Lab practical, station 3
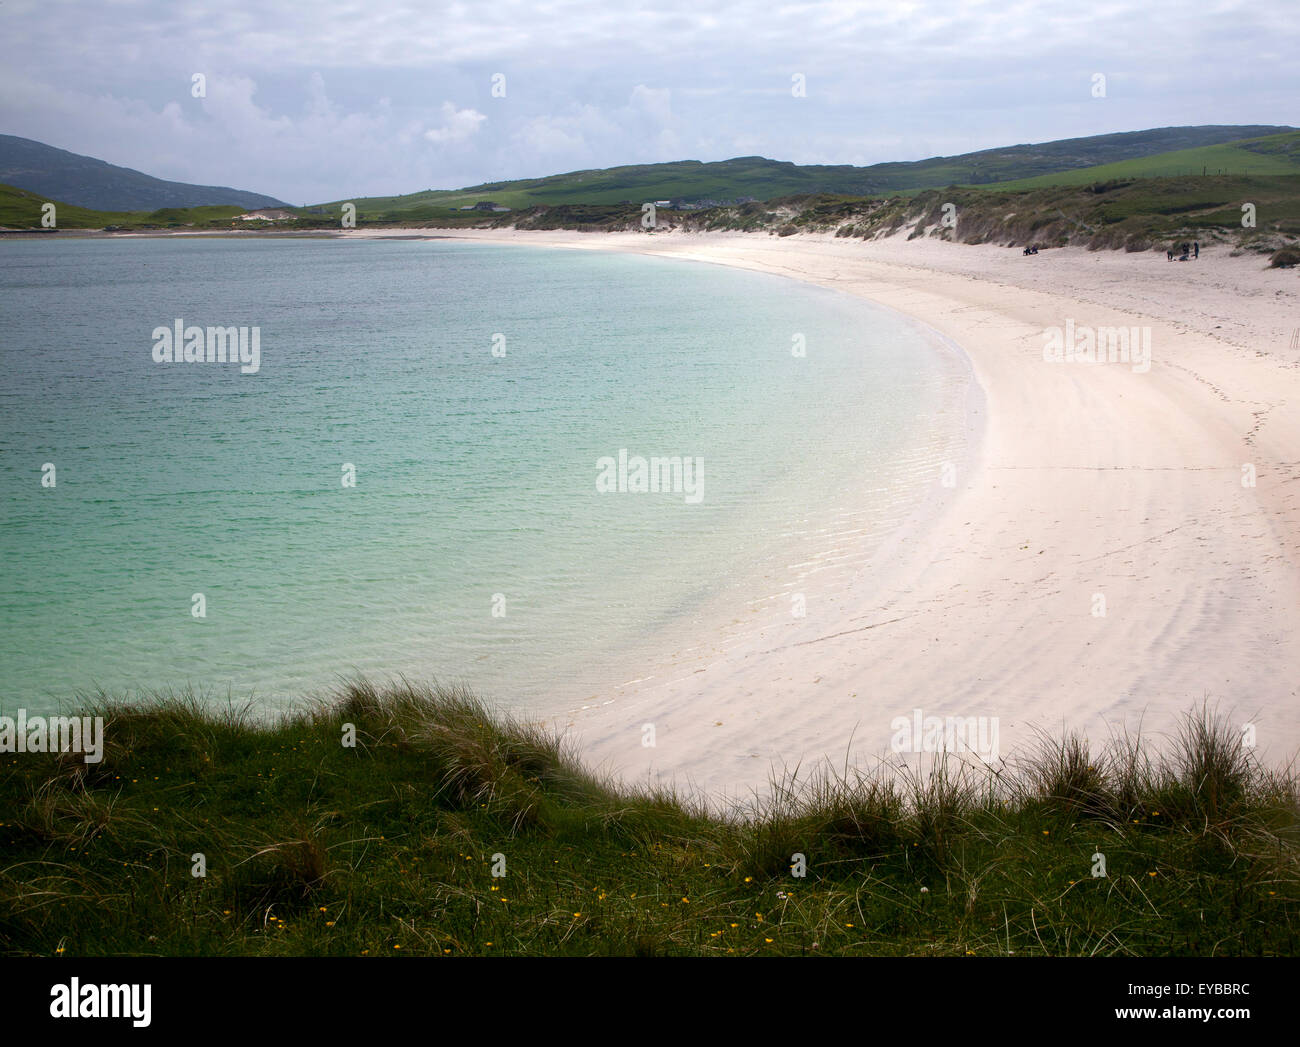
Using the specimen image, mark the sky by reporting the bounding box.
[1,0,1296,205]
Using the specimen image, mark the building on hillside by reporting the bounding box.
[234,209,296,222]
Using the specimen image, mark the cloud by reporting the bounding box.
[423,102,487,145]
[0,67,484,203]
[0,0,1297,201]
[509,85,680,170]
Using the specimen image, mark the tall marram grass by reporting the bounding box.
[1,681,1296,956]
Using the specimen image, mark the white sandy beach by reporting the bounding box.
[355,226,1300,803]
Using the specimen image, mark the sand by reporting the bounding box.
[352,225,1300,804]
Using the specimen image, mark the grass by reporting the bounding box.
[303,127,1297,217]
[0,182,497,232]
[1,682,1296,956]
[0,183,248,230]
[662,174,1300,252]
[366,173,1300,254]
[7,129,1300,253]
[973,131,1300,191]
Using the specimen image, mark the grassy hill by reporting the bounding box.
[7,168,1298,264]
[443,172,1300,260]
[759,173,1300,250]
[980,131,1300,191]
[947,174,1300,249]
[0,183,258,230]
[1,681,1296,956]
[0,182,499,232]
[309,125,1296,219]
[6,127,1299,255]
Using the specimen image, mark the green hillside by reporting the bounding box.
[979,131,1300,190]
[884,173,1300,249]
[309,125,1296,219]
[5,127,1298,251]
[482,172,1300,257]
[0,183,255,230]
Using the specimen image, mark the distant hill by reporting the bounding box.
[979,130,1300,191]
[5,124,1298,249]
[313,125,1297,217]
[483,172,1300,256]
[0,134,288,211]
[0,182,250,230]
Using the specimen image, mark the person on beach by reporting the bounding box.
[1194,241,1200,259]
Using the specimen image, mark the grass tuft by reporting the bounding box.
[1,682,1297,956]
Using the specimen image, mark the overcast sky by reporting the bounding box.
[2,0,1296,204]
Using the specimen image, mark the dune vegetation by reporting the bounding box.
[1,682,1296,956]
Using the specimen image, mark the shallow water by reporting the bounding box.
[0,236,970,716]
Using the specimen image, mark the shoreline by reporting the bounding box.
[351,227,1300,802]
[8,225,1298,802]
[567,290,987,766]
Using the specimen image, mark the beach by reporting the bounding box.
[346,226,1300,803]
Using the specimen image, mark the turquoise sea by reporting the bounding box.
[0,236,972,717]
